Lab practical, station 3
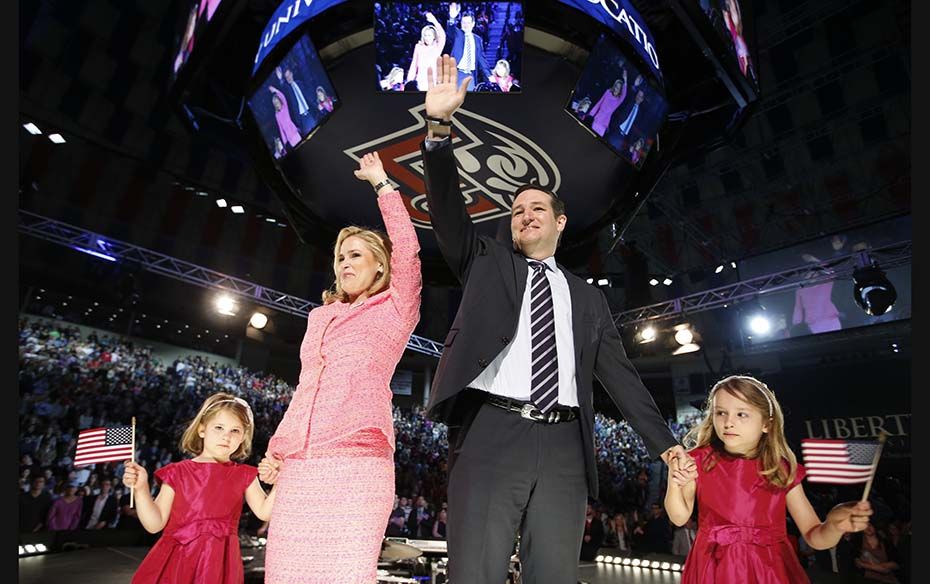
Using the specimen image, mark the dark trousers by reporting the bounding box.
[447,402,587,584]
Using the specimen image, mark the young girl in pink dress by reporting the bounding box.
[122,393,278,583]
[259,151,422,583]
[665,375,874,583]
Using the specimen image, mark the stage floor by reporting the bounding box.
[18,546,684,584]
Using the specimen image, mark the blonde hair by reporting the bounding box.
[322,226,392,304]
[421,24,438,45]
[683,375,797,489]
[179,392,254,461]
[494,59,510,75]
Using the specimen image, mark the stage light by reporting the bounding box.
[649,278,659,286]
[660,562,671,570]
[48,133,66,144]
[231,205,245,214]
[24,545,36,554]
[663,277,673,286]
[249,312,268,329]
[23,122,42,135]
[265,217,276,223]
[715,264,725,274]
[631,558,641,567]
[621,558,631,565]
[749,315,771,335]
[674,327,693,345]
[216,198,228,208]
[586,278,594,284]
[35,544,47,553]
[195,191,208,196]
[597,278,609,286]
[18,546,25,556]
[730,261,737,269]
[852,265,896,316]
[671,563,682,571]
[639,326,657,343]
[595,555,604,563]
[612,557,622,564]
[215,294,238,316]
[602,555,613,563]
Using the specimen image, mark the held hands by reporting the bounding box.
[425,55,470,122]
[122,460,149,491]
[662,445,698,486]
[825,501,873,534]
[258,453,282,485]
[353,152,389,188]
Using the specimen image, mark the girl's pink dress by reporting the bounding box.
[264,190,421,583]
[588,85,627,137]
[682,445,810,584]
[131,459,257,584]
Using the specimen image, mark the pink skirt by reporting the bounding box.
[264,429,394,583]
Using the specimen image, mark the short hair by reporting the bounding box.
[512,184,566,217]
[461,11,475,21]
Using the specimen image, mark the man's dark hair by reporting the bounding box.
[461,10,475,21]
[512,184,566,217]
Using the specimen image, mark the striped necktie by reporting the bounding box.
[462,32,474,71]
[529,260,559,413]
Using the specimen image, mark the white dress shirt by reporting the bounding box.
[468,256,578,407]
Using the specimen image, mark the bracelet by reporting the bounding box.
[426,116,452,127]
[372,179,392,192]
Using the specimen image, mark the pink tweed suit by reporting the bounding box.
[264,190,421,583]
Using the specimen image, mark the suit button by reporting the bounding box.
[501,336,510,344]
[478,358,489,368]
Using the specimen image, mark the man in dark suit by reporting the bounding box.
[81,478,117,529]
[445,3,492,91]
[418,55,697,584]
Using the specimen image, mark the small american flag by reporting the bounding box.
[801,438,881,484]
[74,426,134,467]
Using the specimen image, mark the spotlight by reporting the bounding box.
[660,562,671,570]
[265,217,277,223]
[671,563,682,571]
[18,546,25,556]
[249,312,268,329]
[715,264,725,274]
[48,133,66,144]
[595,555,604,563]
[597,278,609,286]
[215,294,238,316]
[852,265,896,316]
[231,205,245,214]
[649,278,659,286]
[612,557,623,564]
[749,315,771,335]
[639,326,657,343]
[621,558,632,565]
[603,555,613,563]
[674,327,693,345]
[35,544,47,553]
[216,198,228,208]
[586,278,594,284]
[631,558,641,567]
[23,122,42,135]
[663,277,673,286]
[730,261,737,269]
[24,544,36,554]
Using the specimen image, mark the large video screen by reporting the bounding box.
[374,2,525,93]
[696,0,757,87]
[739,215,911,343]
[247,35,340,160]
[566,34,668,168]
[172,0,225,76]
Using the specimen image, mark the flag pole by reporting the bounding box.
[130,416,136,509]
[860,432,888,503]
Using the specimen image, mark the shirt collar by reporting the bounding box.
[525,255,558,273]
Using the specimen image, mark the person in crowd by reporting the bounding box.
[121,393,276,584]
[381,66,406,91]
[854,522,901,583]
[258,151,422,583]
[432,509,448,540]
[671,516,697,557]
[407,12,446,91]
[46,481,83,531]
[316,86,335,114]
[418,54,694,584]
[642,502,673,553]
[580,503,605,561]
[409,495,433,539]
[665,375,874,583]
[19,476,53,532]
[82,478,117,530]
[488,59,517,92]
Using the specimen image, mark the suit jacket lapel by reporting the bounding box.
[562,265,586,376]
[512,251,529,304]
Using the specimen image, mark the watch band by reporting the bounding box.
[372,179,392,192]
[426,116,452,127]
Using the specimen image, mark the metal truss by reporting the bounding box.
[613,240,911,328]
[18,210,444,358]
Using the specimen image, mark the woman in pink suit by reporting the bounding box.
[587,70,628,137]
[269,85,302,148]
[260,152,422,583]
[407,12,446,91]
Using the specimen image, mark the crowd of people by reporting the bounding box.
[17,316,911,580]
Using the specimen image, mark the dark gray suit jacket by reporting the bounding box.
[421,138,678,498]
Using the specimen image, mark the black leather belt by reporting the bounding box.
[484,394,579,424]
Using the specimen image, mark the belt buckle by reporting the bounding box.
[520,403,539,421]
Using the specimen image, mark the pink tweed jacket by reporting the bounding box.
[268,191,421,458]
